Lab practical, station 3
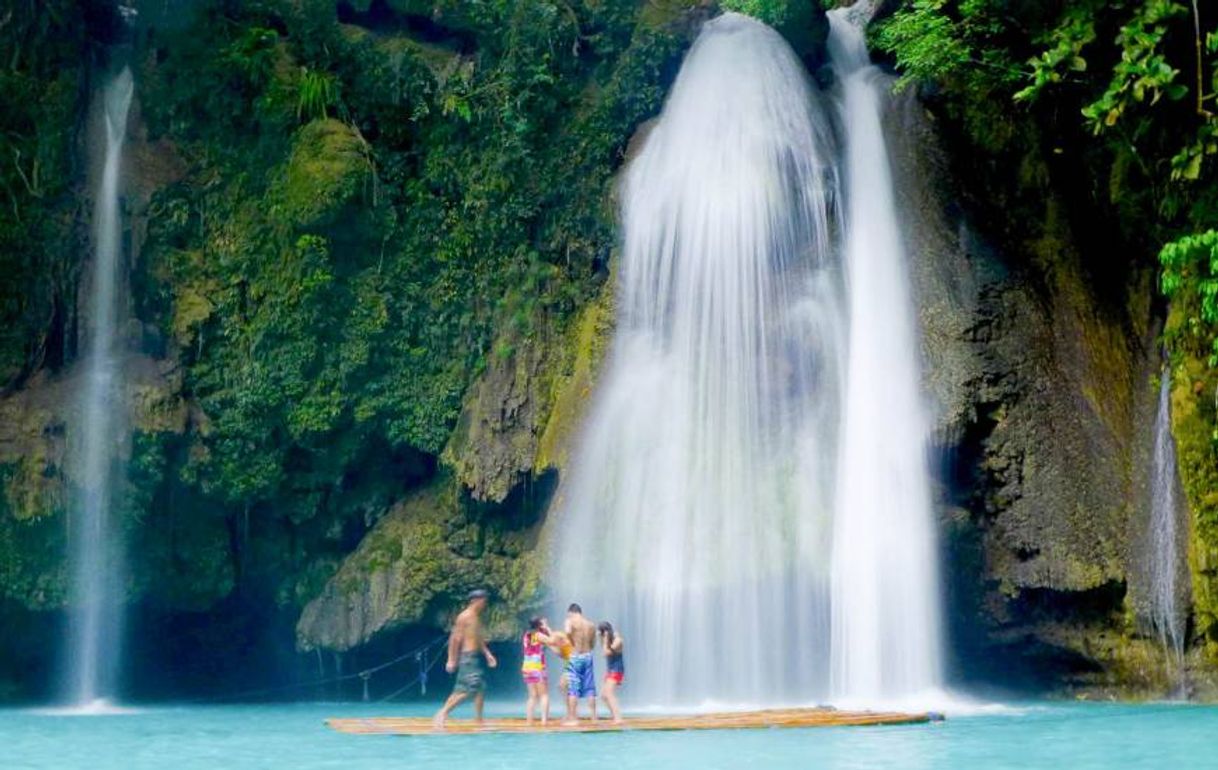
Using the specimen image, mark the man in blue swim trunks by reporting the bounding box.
[562,603,598,725]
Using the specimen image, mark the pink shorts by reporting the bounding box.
[523,671,547,685]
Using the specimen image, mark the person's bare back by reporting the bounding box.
[567,613,596,653]
[453,606,485,653]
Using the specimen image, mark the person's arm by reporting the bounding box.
[481,636,497,668]
[611,635,624,654]
[445,617,464,673]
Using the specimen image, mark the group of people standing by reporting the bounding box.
[520,604,625,726]
[432,590,626,729]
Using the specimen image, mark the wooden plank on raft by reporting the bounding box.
[325,707,934,735]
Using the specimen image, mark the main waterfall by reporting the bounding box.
[551,5,944,706]
[65,67,134,708]
[550,13,842,704]
[826,6,944,702]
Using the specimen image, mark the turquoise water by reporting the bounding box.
[4,702,1215,769]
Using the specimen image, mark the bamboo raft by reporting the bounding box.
[326,707,934,735]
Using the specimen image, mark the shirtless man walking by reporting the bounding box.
[562,603,598,725]
[433,589,498,729]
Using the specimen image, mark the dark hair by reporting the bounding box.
[528,616,544,631]
[567,603,582,614]
[468,588,489,601]
[598,621,615,648]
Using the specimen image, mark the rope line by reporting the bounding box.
[377,642,448,703]
[182,634,447,704]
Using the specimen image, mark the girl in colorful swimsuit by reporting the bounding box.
[522,617,554,726]
[598,621,625,724]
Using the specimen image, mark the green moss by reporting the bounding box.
[276,119,370,229]
[0,463,68,609]
[0,454,63,525]
[535,274,615,472]
[1167,307,1218,658]
[297,475,543,649]
[1058,625,1178,698]
[640,0,704,29]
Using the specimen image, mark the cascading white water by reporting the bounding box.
[550,12,843,704]
[1148,368,1185,663]
[551,5,945,707]
[826,4,944,703]
[66,67,134,708]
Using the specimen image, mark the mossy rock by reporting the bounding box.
[295,476,543,651]
[276,118,370,229]
[535,275,615,472]
[1166,309,1218,658]
[443,275,616,502]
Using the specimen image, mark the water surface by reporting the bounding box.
[5,702,1214,769]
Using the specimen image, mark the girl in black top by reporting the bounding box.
[598,622,625,724]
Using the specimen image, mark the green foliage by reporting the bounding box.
[719,0,821,54]
[1161,230,1218,365]
[873,0,988,88]
[877,0,1218,294]
[1014,5,1097,104]
[1079,1,1189,131]
[876,0,1027,92]
[297,67,340,121]
[132,0,693,602]
[720,0,796,27]
[0,1,103,385]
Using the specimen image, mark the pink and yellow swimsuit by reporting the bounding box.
[521,631,547,684]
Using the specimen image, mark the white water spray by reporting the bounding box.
[551,12,842,704]
[1148,368,1185,665]
[66,67,134,708]
[825,5,944,703]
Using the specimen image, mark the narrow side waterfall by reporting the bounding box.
[66,67,134,707]
[551,12,843,704]
[826,5,944,703]
[1148,368,1185,666]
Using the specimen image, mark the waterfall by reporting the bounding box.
[550,4,945,707]
[1148,368,1186,670]
[825,5,944,703]
[550,12,843,705]
[65,67,134,708]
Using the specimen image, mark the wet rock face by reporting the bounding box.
[295,473,553,650]
[442,332,555,504]
[442,280,614,504]
[885,87,1159,689]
